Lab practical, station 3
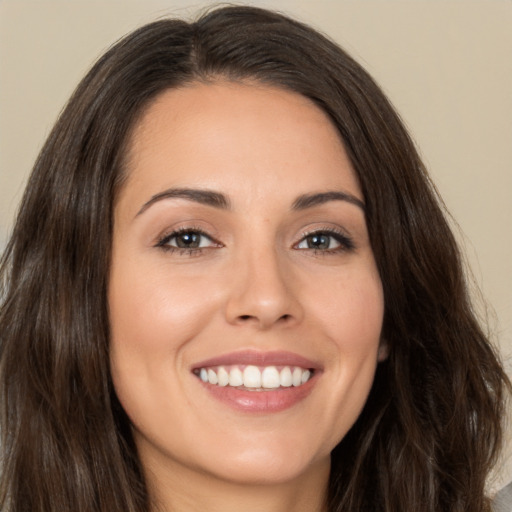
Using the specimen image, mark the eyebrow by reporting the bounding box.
[292,191,365,211]
[136,188,231,216]
[136,187,365,217]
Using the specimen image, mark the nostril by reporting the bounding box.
[237,313,292,324]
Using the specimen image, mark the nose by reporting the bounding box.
[224,246,303,330]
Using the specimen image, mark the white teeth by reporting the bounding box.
[197,364,313,389]
[292,367,302,387]
[229,367,243,387]
[217,366,229,387]
[262,366,280,389]
[280,367,293,387]
[207,369,218,385]
[243,365,261,388]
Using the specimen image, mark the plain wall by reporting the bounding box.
[0,0,511,488]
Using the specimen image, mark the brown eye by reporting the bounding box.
[173,232,203,248]
[297,233,341,250]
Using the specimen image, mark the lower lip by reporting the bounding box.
[196,374,318,413]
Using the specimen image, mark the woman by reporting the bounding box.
[0,6,509,512]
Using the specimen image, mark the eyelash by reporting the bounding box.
[155,227,220,256]
[155,227,355,256]
[295,228,355,255]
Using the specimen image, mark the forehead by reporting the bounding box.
[121,81,362,214]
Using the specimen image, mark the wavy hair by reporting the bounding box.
[0,6,509,512]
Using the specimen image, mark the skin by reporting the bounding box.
[109,82,386,512]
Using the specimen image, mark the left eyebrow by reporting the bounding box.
[292,191,365,212]
[136,188,231,217]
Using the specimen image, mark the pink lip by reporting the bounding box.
[192,349,321,371]
[196,375,318,413]
[192,350,322,413]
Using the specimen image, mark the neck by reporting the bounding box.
[144,455,330,512]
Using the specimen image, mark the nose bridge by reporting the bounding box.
[225,237,301,328]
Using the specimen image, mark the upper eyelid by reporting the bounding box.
[156,227,219,247]
[299,226,345,236]
[154,224,354,248]
[157,222,215,237]
[296,226,352,241]
[294,227,355,250]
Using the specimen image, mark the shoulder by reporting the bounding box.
[493,481,512,512]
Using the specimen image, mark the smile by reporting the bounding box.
[191,351,321,412]
[194,365,313,390]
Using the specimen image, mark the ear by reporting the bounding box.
[377,339,389,362]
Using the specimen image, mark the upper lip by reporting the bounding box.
[192,350,322,370]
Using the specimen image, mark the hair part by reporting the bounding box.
[0,6,509,512]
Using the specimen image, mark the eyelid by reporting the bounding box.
[294,226,355,252]
[153,223,355,255]
[155,226,222,251]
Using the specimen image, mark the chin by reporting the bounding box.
[195,429,333,486]
[203,448,329,486]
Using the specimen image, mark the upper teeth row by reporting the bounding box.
[198,365,312,389]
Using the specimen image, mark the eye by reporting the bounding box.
[295,230,354,252]
[156,229,219,252]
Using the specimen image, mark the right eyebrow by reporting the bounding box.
[292,191,365,212]
[136,188,231,217]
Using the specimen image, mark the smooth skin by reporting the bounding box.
[109,82,386,512]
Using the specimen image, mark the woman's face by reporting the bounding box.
[109,82,385,486]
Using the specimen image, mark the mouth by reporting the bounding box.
[194,364,313,390]
[191,350,321,412]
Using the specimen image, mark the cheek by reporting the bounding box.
[107,258,226,429]
[107,258,222,435]
[108,258,220,360]
[309,268,384,352]
[301,267,384,442]
[328,273,384,395]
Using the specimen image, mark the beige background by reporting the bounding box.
[0,0,511,487]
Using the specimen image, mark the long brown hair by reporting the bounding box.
[0,6,509,511]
